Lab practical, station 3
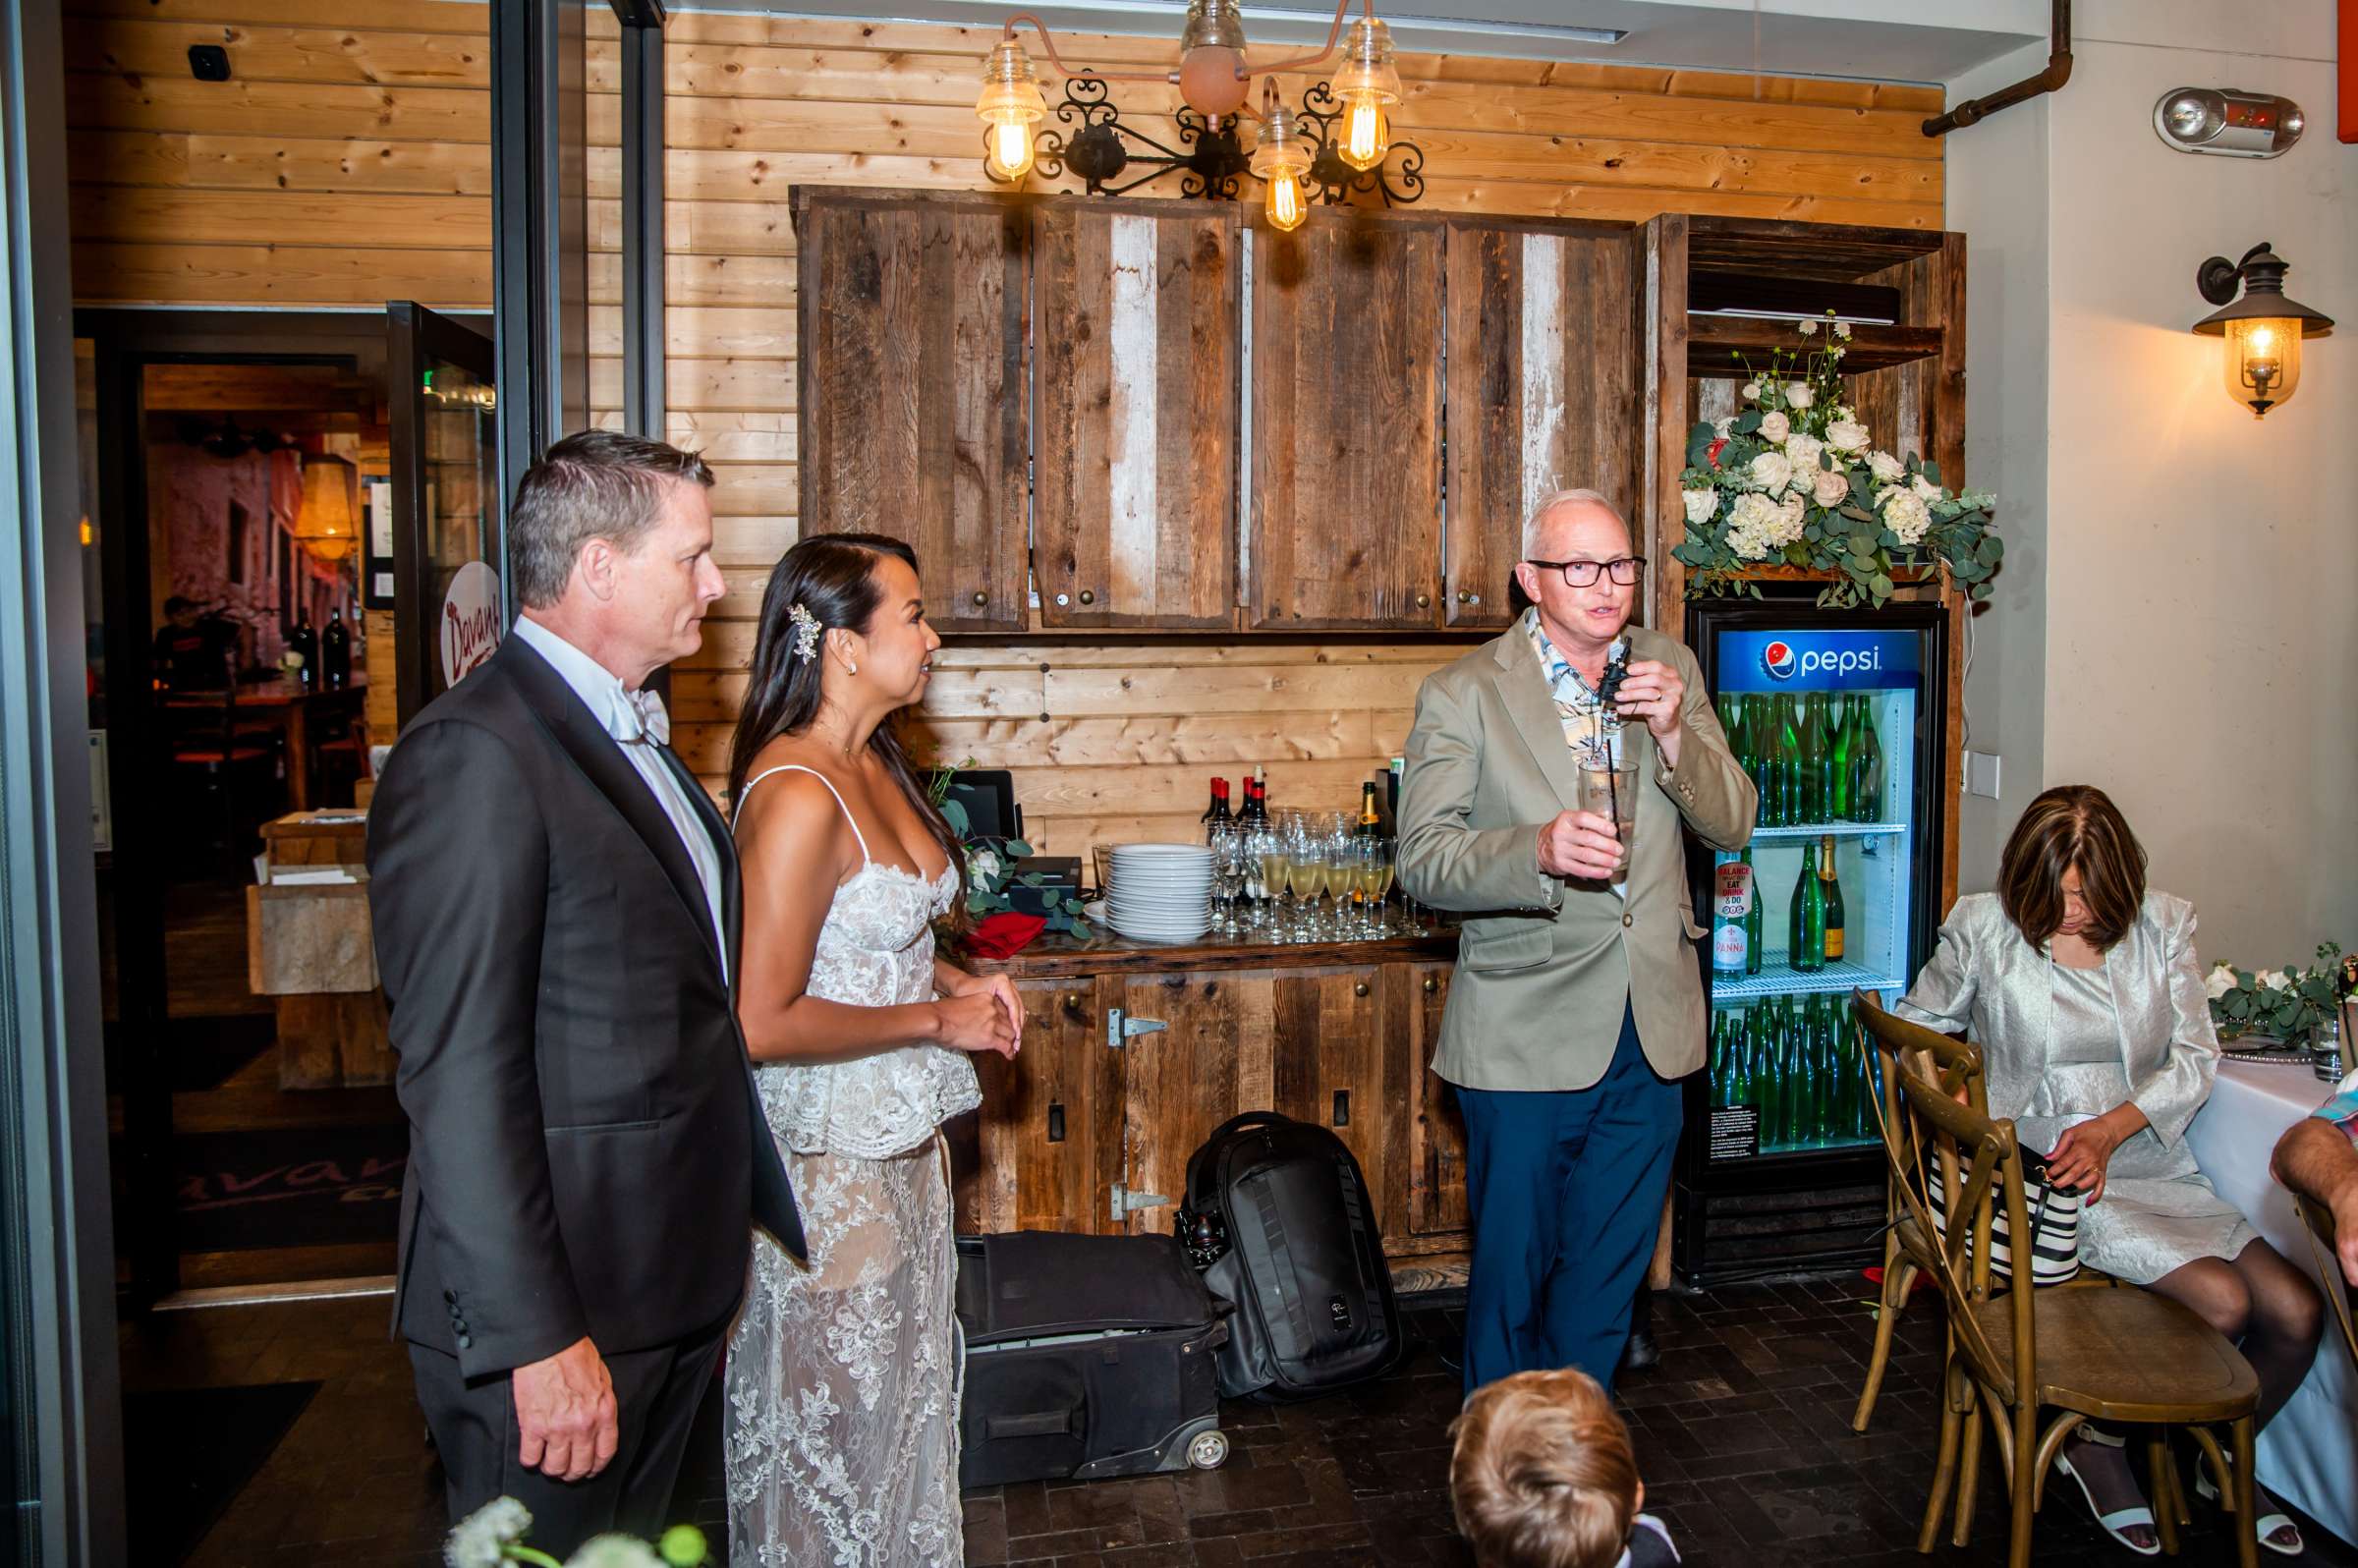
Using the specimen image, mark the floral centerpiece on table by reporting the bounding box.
[925,758,1091,935]
[446,1497,707,1568]
[1674,311,2004,609]
[2206,942,2348,1044]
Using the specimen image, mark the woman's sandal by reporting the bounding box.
[2054,1453,2162,1557]
[2195,1467,2305,1556]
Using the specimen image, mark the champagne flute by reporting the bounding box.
[1372,838,1398,934]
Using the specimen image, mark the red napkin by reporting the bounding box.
[966,911,1046,959]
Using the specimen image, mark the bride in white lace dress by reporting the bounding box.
[722,533,1023,1566]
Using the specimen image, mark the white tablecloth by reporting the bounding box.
[2185,1056,2356,1547]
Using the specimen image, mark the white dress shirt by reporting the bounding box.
[512,615,727,980]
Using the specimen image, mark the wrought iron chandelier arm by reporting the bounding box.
[1245,0,1374,80]
[999,12,1175,86]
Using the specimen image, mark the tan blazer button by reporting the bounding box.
[1622,913,1634,927]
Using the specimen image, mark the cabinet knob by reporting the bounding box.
[971,590,987,607]
[1423,976,1438,994]
[1414,591,1431,610]
[1063,991,1082,1012]
[1353,980,1369,998]
[1458,590,1481,606]
[1054,592,1070,607]
[1079,588,1095,605]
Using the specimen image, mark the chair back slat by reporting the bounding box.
[2294,1195,2358,1374]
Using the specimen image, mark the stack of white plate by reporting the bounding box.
[1105,843,1213,942]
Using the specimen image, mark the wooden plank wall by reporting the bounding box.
[66,2,1942,850]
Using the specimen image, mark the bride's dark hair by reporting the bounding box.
[726,532,965,917]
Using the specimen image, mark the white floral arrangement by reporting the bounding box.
[445,1497,708,1568]
[2206,941,2348,1043]
[1673,312,2003,609]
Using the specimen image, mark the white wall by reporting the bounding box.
[1948,2,2358,967]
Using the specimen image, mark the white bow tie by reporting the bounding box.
[609,686,671,747]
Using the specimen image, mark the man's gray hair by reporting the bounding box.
[1520,487,1629,561]
[508,429,715,609]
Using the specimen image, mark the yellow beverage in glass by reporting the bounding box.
[1376,865,1396,897]
[1285,860,1316,900]
[1262,854,1288,893]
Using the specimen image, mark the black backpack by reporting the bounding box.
[1176,1111,1404,1401]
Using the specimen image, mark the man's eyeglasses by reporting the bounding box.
[1525,556,1647,588]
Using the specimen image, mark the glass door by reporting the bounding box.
[386,304,498,728]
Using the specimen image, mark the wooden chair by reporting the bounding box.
[167,680,281,873]
[1849,993,2121,1434]
[1856,993,2261,1568]
[2292,1194,2358,1373]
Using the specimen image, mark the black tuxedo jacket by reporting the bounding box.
[367,636,802,1381]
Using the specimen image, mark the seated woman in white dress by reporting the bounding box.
[722,532,1023,1566]
[1897,784,2320,1558]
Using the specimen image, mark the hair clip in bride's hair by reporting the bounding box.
[788,601,821,663]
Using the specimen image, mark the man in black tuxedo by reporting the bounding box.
[368,430,802,1553]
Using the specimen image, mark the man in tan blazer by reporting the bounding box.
[1397,488,1754,1395]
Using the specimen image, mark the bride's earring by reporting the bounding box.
[847,661,858,675]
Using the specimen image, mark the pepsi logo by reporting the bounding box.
[1762,641,1797,680]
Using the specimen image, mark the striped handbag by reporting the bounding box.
[1925,1148,2083,1287]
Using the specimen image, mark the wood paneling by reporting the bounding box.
[1443,219,1642,629]
[956,980,1121,1235]
[1251,210,1444,631]
[1403,961,1469,1242]
[68,5,1942,843]
[793,190,1028,633]
[1034,201,1238,630]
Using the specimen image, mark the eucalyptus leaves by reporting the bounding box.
[2206,942,2349,1043]
[926,757,1091,935]
[1673,313,2003,609]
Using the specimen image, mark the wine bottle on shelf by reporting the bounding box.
[1202,777,1232,829]
[321,606,351,689]
[287,610,317,689]
[1789,854,1826,973]
[1818,835,1845,965]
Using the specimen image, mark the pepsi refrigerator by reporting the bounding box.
[1673,593,1951,1287]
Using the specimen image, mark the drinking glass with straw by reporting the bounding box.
[1574,738,1638,885]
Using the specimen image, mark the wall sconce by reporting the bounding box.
[2192,243,2334,419]
[294,454,358,562]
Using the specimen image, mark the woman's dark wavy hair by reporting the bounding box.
[1997,783,2148,953]
[726,532,965,919]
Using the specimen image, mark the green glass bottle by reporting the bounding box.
[1798,692,1829,823]
[1848,695,1884,822]
[1747,1002,1778,1151]
[1773,694,1803,828]
[1740,695,1771,819]
[1790,852,1826,973]
[1826,693,1854,819]
[1741,847,1764,977]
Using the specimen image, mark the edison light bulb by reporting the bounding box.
[986,118,1036,181]
[1341,99,1386,170]
[1265,171,1306,231]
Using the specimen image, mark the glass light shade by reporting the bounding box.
[1177,0,1247,54]
[977,40,1047,181]
[1331,19,1400,171]
[295,455,357,560]
[1251,106,1313,233]
[2223,315,2303,417]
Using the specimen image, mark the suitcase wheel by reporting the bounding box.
[1187,1429,1230,1470]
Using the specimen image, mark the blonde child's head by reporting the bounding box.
[1449,1368,1643,1568]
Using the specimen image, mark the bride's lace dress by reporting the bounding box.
[724,765,980,1567]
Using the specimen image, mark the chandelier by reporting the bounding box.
[976,0,1424,229]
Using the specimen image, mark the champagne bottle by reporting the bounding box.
[1790,853,1826,973]
[1819,835,1846,964]
[1848,698,1883,822]
[1357,780,1381,836]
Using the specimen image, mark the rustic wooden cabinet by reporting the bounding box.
[792,190,1030,633]
[1442,219,1644,630]
[1248,209,1446,632]
[955,935,1468,1270]
[1033,201,1240,630]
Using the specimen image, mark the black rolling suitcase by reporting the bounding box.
[1177,1111,1405,1401]
[954,1230,1232,1488]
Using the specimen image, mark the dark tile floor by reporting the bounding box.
[127,1274,2352,1567]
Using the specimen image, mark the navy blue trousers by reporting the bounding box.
[1456,1003,1683,1398]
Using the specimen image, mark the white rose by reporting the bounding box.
[1783,432,1825,472]
[968,848,1002,883]
[1759,410,1790,443]
[1798,317,1818,336]
[1880,488,1932,546]
[1835,405,1857,422]
[1747,451,1793,494]
[1682,487,1719,526]
[1812,468,1851,507]
[1712,416,1735,439]
[1825,420,1870,455]
[2205,964,2238,1001]
[1740,380,1762,402]
[1866,449,1906,482]
[2257,969,2291,993]
[1785,383,1814,410]
[1911,474,1944,505]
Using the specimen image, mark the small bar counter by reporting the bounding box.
[953,924,1473,1289]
